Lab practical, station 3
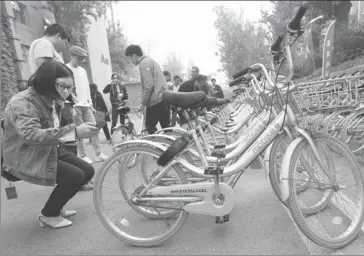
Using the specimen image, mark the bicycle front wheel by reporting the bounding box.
[287,132,364,249]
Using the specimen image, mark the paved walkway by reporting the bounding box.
[1,119,364,255]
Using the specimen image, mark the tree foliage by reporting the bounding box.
[106,19,129,75]
[261,1,352,39]
[213,5,270,77]
[1,9,18,117]
[46,1,113,47]
[162,52,185,79]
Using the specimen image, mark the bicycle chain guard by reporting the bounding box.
[146,182,236,216]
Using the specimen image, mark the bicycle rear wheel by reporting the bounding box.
[287,132,364,249]
[93,142,189,247]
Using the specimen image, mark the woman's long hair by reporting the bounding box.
[28,60,74,100]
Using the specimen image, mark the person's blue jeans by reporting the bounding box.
[73,106,101,157]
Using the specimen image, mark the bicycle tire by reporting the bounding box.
[268,132,290,206]
[287,132,364,249]
[93,142,189,247]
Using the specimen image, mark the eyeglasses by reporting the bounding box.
[76,56,86,61]
[56,83,74,91]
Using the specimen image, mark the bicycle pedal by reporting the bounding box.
[223,214,230,222]
[215,216,224,224]
[211,150,226,158]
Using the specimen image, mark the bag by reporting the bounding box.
[93,94,107,124]
[1,119,21,182]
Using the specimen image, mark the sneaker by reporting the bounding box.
[95,153,108,162]
[81,156,93,164]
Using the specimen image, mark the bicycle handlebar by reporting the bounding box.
[229,76,244,87]
[232,67,250,79]
[288,2,309,32]
[270,33,285,53]
[230,3,310,94]
[232,66,262,80]
[269,2,309,84]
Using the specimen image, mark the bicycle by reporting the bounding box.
[93,3,364,249]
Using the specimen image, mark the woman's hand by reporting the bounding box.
[76,122,99,138]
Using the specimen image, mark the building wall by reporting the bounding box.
[350,1,364,23]
[3,1,55,89]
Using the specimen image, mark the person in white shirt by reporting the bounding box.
[169,75,182,126]
[163,70,174,91]
[66,46,108,164]
[28,24,69,74]
[172,75,182,92]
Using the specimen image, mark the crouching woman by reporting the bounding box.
[2,60,100,229]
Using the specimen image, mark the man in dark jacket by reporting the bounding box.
[90,83,111,142]
[103,73,128,134]
[177,75,210,127]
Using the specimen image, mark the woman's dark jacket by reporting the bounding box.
[103,83,128,105]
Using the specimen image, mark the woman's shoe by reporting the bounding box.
[38,215,72,229]
[80,180,94,191]
[60,209,77,218]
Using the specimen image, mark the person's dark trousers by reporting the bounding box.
[111,104,126,134]
[145,101,170,134]
[102,123,111,140]
[41,146,95,217]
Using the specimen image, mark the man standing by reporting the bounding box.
[172,75,182,92]
[66,46,108,164]
[178,66,200,93]
[169,75,182,126]
[163,70,174,91]
[190,66,199,79]
[210,78,225,98]
[28,24,69,74]
[125,44,170,134]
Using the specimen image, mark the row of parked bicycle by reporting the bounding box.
[92,2,364,250]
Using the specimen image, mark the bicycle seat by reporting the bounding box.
[204,97,218,109]
[162,91,207,109]
[117,106,130,114]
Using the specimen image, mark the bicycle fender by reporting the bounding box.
[154,127,188,135]
[279,136,305,202]
[113,139,168,153]
[142,134,176,142]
